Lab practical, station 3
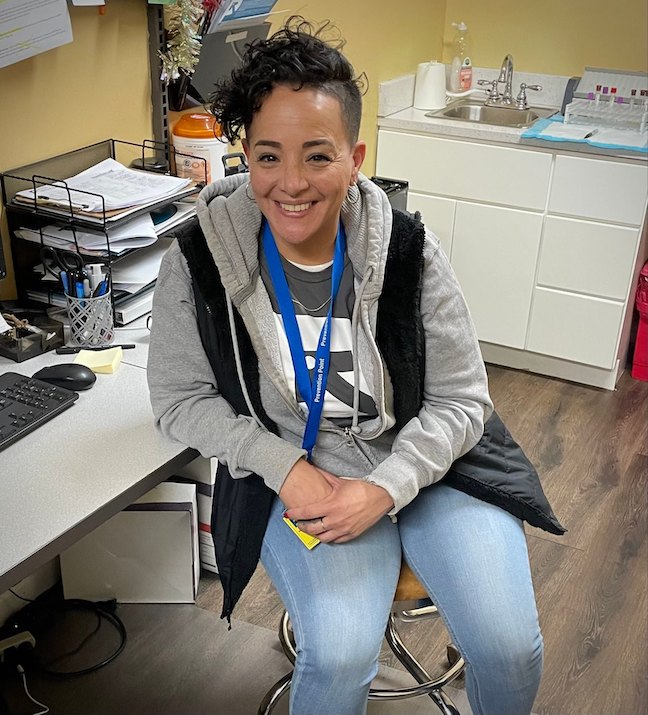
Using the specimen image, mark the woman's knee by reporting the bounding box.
[469,624,544,688]
[295,613,385,684]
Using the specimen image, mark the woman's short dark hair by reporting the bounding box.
[209,16,365,145]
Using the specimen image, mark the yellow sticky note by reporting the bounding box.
[74,347,123,374]
[283,517,320,550]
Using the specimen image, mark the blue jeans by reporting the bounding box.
[260,483,543,715]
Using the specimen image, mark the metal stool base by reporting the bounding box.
[258,606,465,715]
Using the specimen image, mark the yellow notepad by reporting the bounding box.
[74,347,123,374]
[283,517,320,550]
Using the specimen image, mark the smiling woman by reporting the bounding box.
[242,85,366,264]
[147,15,552,715]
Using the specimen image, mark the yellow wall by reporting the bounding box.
[0,0,152,299]
[442,0,648,75]
[269,2,447,174]
[2,0,645,299]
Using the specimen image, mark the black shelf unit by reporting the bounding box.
[0,139,200,320]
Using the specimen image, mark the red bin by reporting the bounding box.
[631,262,648,381]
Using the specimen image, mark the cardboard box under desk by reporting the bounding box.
[60,482,199,604]
[174,456,218,574]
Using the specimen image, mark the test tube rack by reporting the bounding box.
[565,67,648,132]
[564,97,647,132]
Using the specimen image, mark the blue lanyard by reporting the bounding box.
[262,220,346,461]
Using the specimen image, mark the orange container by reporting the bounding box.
[172,113,226,184]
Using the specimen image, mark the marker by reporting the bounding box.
[59,270,70,295]
[56,344,136,354]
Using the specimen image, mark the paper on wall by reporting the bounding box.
[0,0,73,70]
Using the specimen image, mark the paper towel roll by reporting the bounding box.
[413,61,447,110]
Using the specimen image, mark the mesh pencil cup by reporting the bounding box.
[66,292,114,347]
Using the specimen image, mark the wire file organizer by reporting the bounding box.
[0,138,203,325]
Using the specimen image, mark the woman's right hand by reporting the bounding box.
[279,458,333,510]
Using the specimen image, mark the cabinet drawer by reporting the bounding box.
[538,216,639,300]
[548,155,648,225]
[376,130,552,210]
[407,192,455,258]
[452,202,543,349]
[527,287,624,369]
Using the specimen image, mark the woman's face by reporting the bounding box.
[243,84,366,264]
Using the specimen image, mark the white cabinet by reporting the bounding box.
[536,216,638,300]
[452,203,543,348]
[406,192,455,258]
[376,127,647,388]
[549,155,647,224]
[527,288,625,369]
[377,130,552,209]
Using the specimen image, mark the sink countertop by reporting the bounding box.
[379,105,526,143]
[378,105,647,163]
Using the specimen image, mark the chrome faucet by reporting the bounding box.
[497,54,514,104]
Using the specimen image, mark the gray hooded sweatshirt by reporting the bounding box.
[147,173,493,513]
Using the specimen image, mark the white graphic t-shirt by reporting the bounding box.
[260,252,378,427]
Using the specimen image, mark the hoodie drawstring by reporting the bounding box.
[226,292,266,429]
[350,267,374,432]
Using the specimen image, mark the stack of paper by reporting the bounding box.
[111,236,175,294]
[15,158,192,213]
[14,202,196,257]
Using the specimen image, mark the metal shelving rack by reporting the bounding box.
[0,138,200,319]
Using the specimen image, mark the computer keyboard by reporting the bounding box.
[0,372,79,452]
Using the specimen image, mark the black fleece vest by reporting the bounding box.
[177,209,563,621]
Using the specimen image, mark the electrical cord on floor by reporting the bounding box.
[35,600,127,679]
[8,590,33,604]
[4,598,127,680]
[42,611,102,670]
[16,666,49,715]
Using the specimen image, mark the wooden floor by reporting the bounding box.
[196,364,648,715]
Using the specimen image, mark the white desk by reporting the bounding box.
[0,347,196,592]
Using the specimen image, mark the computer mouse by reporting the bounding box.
[32,363,97,391]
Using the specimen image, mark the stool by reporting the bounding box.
[258,561,465,715]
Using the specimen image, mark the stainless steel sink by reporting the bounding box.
[426,100,557,128]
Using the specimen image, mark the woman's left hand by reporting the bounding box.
[285,469,394,543]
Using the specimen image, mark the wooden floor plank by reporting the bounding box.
[531,451,647,715]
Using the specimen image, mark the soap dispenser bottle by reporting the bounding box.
[450,21,472,92]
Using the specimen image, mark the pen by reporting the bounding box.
[93,278,109,297]
[59,270,70,295]
[584,129,599,139]
[56,344,136,354]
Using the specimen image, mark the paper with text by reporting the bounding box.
[15,158,192,213]
[0,0,72,69]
